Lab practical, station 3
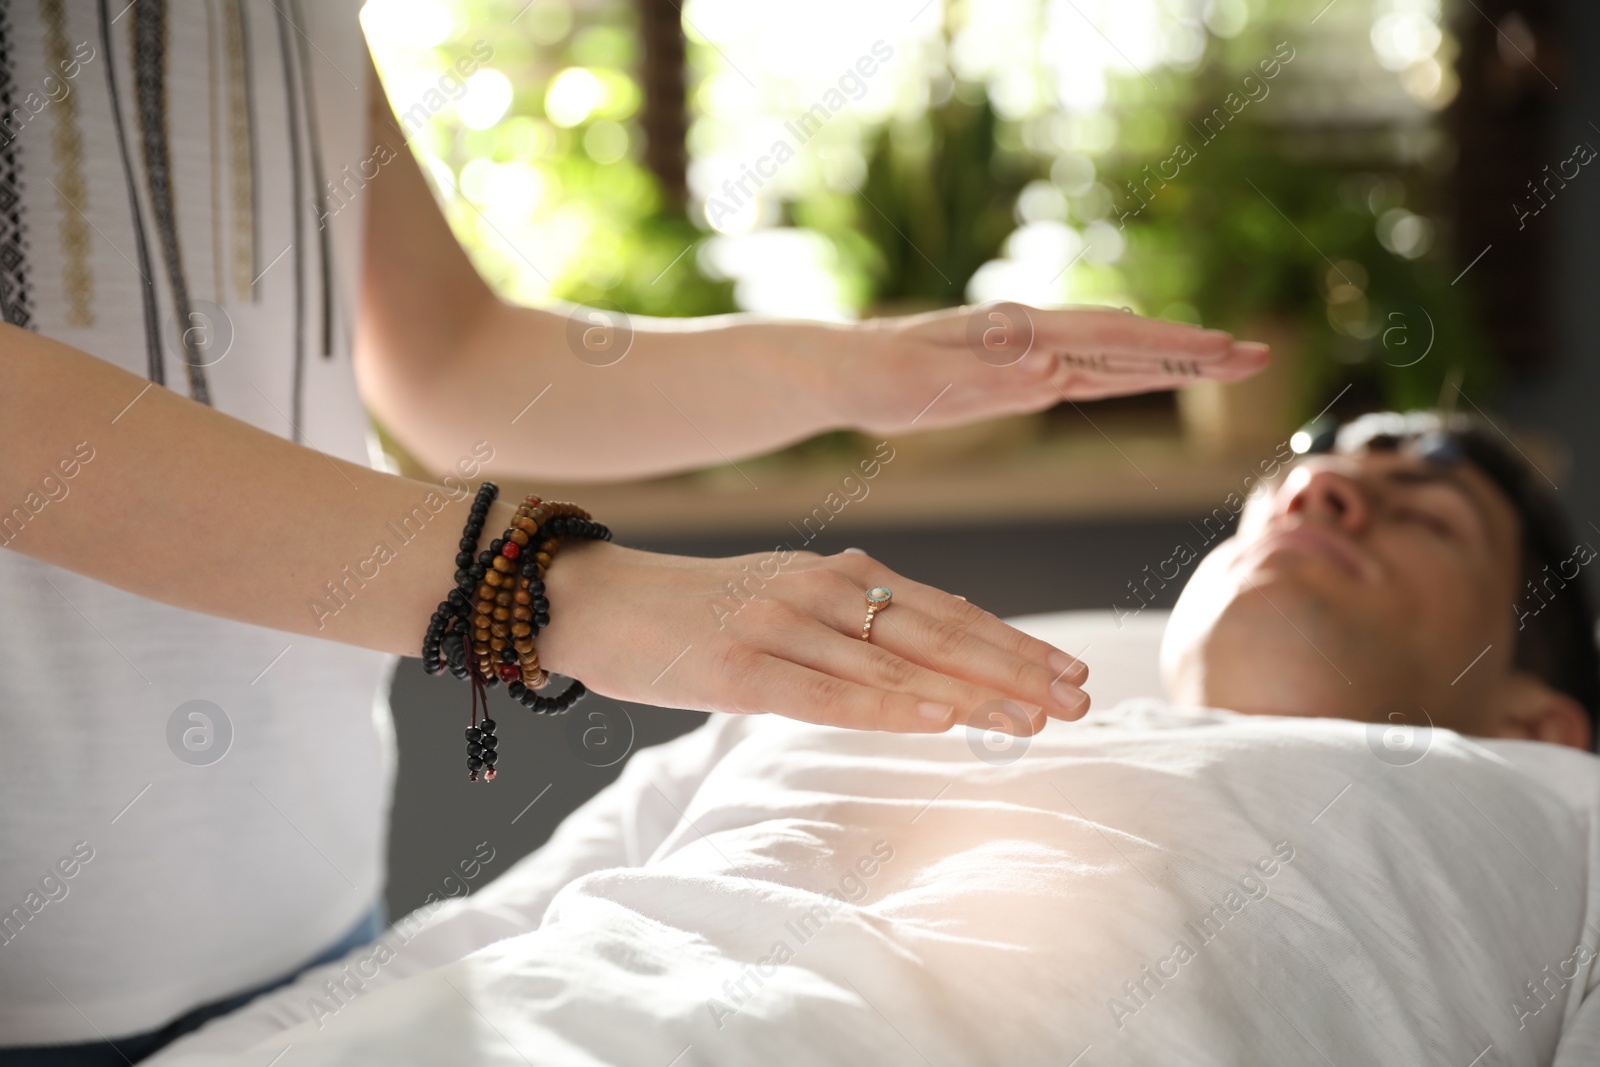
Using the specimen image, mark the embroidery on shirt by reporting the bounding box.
[134,0,213,404]
[222,0,257,303]
[97,0,165,385]
[286,0,334,359]
[203,0,225,301]
[41,0,93,327]
[272,0,307,441]
[0,1,35,329]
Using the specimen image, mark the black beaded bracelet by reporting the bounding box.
[422,481,498,675]
[420,481,613,781]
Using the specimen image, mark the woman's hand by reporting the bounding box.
[535,539,1089,735]
[815,303,1271,435]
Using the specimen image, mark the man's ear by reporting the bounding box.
[1482,671,1592,751]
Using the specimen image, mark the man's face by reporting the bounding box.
[1161,446,1526,733]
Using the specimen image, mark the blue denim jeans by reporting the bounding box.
[0,902,387,1065]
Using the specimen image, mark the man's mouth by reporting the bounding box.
[1234,523,1372,582]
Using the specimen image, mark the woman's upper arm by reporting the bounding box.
[354,50,498,407]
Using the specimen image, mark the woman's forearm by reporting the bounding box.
[355,301,847,483]
[0,323,517,657]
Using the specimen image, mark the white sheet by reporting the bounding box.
[150,697,1600,1066]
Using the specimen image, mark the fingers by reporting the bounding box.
[884,605,1089,719]
[1010,340,1266,404]
[886,307,1272,427]
[794,601,1088,725]
[918,304,1237,360]
[1050,340,1269,378]
[711,554,1092,735]
[800,612,1049,731]
[731,652,967,733]
[812,558,1090,693]
[922,303,1268,366]
[956,336,1271,410]
[967,306,1272,376]
[1038,307,1238,359]
[1043,341,1269,383]
[876,577,1089,691]
[1042,341,1271,398]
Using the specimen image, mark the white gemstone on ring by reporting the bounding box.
[862,587,890,640]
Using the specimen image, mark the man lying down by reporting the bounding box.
[153,410,1600,1067]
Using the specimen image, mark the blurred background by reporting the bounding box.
[358,0,1600,916]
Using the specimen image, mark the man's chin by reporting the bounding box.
[1164,562,1369,714]
[1222,565,1359,643]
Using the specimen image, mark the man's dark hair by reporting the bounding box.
[1306,410,1600,750]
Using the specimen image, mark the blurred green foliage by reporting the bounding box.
[385,0,736,319]
[1081,17,1496,415]
[1103,126,1497,413]
[793,86,1045,309]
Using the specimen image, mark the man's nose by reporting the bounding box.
[1282,466,1368,533]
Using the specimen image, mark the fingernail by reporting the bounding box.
[842,547,867,555]
[1049,680,1089,714]
[1047,650,1080,677]
[917,701,954,722]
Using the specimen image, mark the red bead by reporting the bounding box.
[498,663,520,683]
[501,542,521,560]
[484,767,497,781]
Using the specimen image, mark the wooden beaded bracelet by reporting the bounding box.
[471,497,590,688]
[421,481,612,781]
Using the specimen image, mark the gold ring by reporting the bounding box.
[861,586,892,641]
